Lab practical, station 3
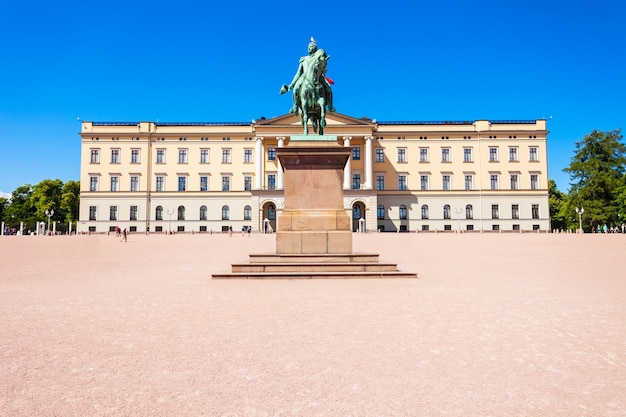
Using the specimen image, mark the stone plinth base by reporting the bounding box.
[277,209,352,254]
[212,253,418,279]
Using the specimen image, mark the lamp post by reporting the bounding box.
[45,209,54,235]
[575,207,584,233]
[455,207,463,233]
[167,208,174,234]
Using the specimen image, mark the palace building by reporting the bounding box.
[78,113,550,234]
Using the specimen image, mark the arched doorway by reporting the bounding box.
[352,201,365,232]
[262,202,277,233]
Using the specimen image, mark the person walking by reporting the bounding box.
[120,228,127,243]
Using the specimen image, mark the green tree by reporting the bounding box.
[548,179,570,231]
[563,129,626,231]
[60,180,80,224]
[2,179,81,234]
[0,197,7,224]
[2,185,36,231]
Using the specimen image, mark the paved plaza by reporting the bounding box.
[1,232,625,416]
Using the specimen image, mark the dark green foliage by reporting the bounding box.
[563,129,626,231]
[1,179,80,233]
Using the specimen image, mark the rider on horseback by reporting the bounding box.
[280,41,335,115]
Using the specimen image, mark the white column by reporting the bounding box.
[255,136,264,190]
[277,136,285,190]
[364,136,373,189]
[343,136,352,190]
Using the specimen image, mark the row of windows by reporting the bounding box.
[373,146,540,164]
[375,204,540,220]
[92,145,540,166]
[90,205,257,222]
[368,173,541,191]
[90,147,279,165]
[93,172,542,193]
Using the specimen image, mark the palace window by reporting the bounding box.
[109,206,118,221]
[222,176,230,191]
[376,175,385,191]
[464,175,473,191]
[510,174,519,190]
[443,204,451,220]
[491,204,499,219]
[375,148,385,163]
[111,149,120,164]
[200,149,209,164]
[200,176,209,192]
[244,176,252,191]
[465,204,473,219]
[352,147,361,160]
[89,176,99,192]
[532,204,540,219]
[178,205,185,221]
[352,173,361,190]
[490,174,499,190]
[130,176,139,192]
[244,149,253,163]
[200,205,208,221]
[398,175,407,191]
[442,175,451,191]
[441,148,450,162]
[529,147,538,161]
[512,204,520,219]
[489,147,498,162]
[420,175,429,191]
[421,205,429,219]
[178,176,186,192]
[377,205,385,220]
[89,206,97,221]
[90,149,100,164]
[399,204,407,220]
[156,149,165,164]
[130,206,138,221]
[110,176,119,192]
[463,148,473,162]
[530,174,539,190]
[155,205,163,221]
[398,148,407,163]
[178,149,188,164]
[222,149,231,164]
[244,205,252,221]
[131,149,140,164]
[509,147,518,162]
[267,174,276,190]
[155,176,165,192]
[419,148,429,163]
[267,147,276,161]
[221,205,230,220]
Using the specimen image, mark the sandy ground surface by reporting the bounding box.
[1,231,625,417]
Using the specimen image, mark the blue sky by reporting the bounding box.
[1,0,624,197]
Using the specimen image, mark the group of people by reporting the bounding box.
[227,225,252,237]
[115,226,128,242]
[595,223,626,234]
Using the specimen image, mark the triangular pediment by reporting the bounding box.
[255,112,376,129]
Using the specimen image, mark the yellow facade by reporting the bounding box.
[78,113,550,233]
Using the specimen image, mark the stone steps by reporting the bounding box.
[212,252,418,279]
[212,270,418,279]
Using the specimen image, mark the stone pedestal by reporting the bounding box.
[276,139,352,254]
[212,135,416,279]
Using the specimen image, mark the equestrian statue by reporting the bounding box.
[280,39,335,135]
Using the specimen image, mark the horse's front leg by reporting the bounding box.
[318,98,326,134]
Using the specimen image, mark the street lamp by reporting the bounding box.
[575,207,584,233]
[167,208,174,234]
[455,207,463,233]
[45,209,54,235]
